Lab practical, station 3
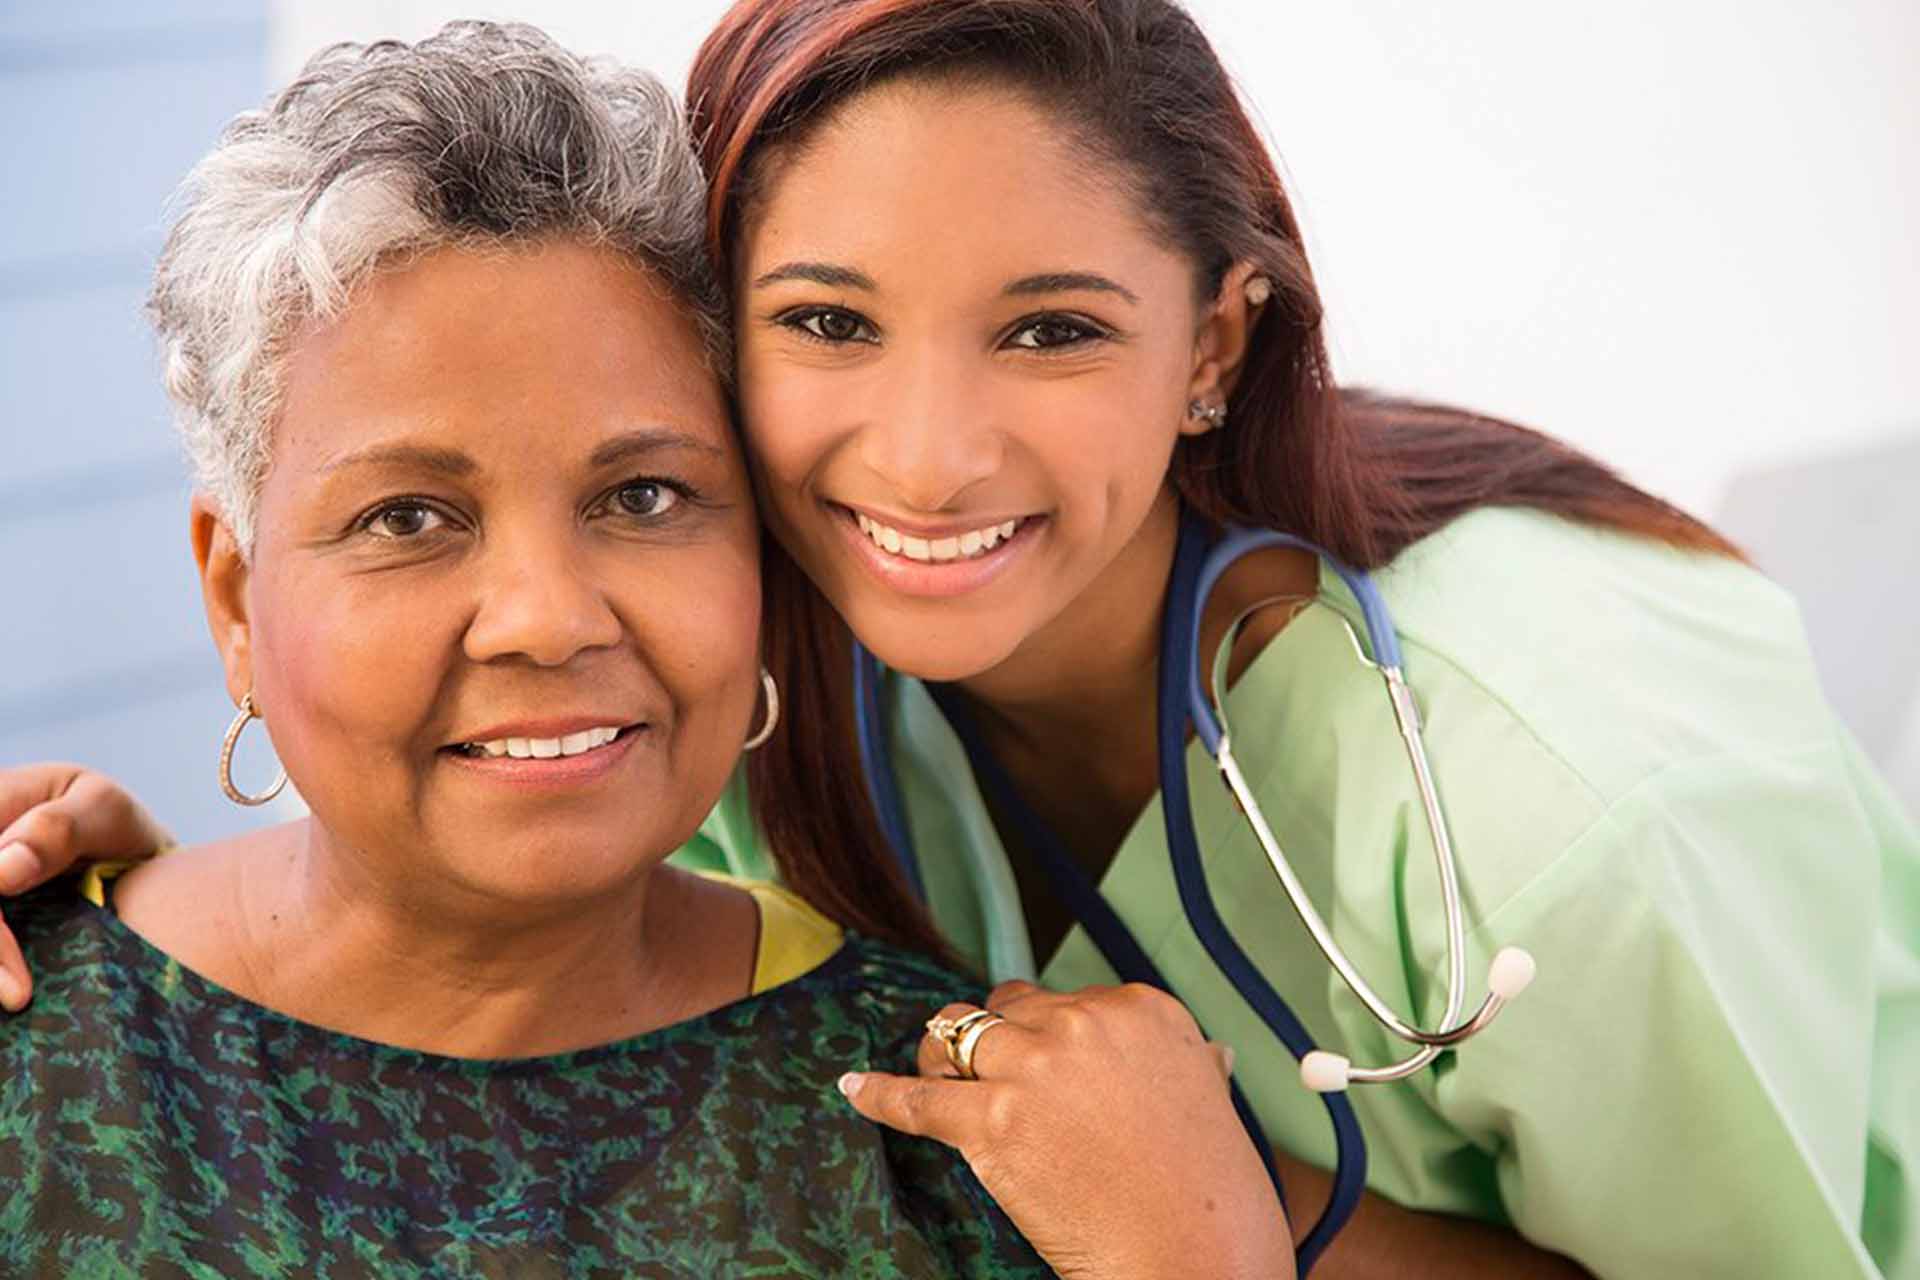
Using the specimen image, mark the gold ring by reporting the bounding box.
[953,1012,1007,1081]
[925,1009,999,1077]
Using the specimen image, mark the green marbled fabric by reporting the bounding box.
[0,884,1050,1280]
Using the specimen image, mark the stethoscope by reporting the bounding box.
[853,506,1535,1274]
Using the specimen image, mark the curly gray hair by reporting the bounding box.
[148,20,726,551]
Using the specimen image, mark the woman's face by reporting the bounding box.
[734,79,1225,682]
[215,240,760,906]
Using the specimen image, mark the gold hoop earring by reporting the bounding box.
[743,667,780,751]
[219,691,288,807]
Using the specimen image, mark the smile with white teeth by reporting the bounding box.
[855,511,1023,563]
[459,725,625,759]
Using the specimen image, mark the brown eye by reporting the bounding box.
[613,481,679,519]
[1006,315,1104,350]
[365,502,444,539]
[793,308,875,343]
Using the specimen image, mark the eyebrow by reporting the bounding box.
[1003,272,1139,305]
[752,261,877,291]
[318,429,721,478]
[750,261,1140,305]
[318,443,476,477]
[588,427,725,468]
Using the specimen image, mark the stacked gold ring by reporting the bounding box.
[924,1009,1007,1080]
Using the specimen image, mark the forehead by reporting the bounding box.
[275,240,731,467]
[741,78,1180,288]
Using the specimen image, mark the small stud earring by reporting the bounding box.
[1245,276,1272,306]
[1187,400,1228,431]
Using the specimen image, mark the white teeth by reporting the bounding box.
[471,725,624,760]
[855,512,1024,563]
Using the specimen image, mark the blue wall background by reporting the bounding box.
[0,2,287,841]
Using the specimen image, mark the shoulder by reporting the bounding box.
[1228,507,1870,941]
[5,879,113,986]
[1358,507,1831,802]
[0,881,126,1064]
[807,933,986,1075]
[691,872,845,993]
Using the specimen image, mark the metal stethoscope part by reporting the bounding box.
[1190,528,1537,1093]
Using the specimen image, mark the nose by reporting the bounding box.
[463,527,623,668]
[857,347,1002,512]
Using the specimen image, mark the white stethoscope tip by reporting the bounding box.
[1300,1050,1352,1093]
[1488,946,1537,1001]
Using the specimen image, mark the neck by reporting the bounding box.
[958,490,1181,760]
[953,490,1319,828]
[118,821,754,1059]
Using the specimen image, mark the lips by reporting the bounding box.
[829,502,1041,599]
[453,725,627,759]
[855,510,1022,563]
[443,718,644,760]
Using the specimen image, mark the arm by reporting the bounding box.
[845,980,1295,1280]
[844,978,1586,1279]
[1420,746,1910,1278]
[0,764,174,1010]
[1272,1154,1587,1279]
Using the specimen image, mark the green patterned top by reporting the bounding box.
[0,882,1050,1279]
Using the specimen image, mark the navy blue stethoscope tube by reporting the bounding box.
[853,508,1369,1274]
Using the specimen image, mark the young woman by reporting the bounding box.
[3,2,1913,1276]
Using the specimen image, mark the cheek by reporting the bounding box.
[1012,364,1188,500]
[737,361,843,507]
[247,566,446,775]
[632,539,764,719]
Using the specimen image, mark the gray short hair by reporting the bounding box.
[149,20,726,550]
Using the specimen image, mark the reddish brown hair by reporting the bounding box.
[687,0,1741,962]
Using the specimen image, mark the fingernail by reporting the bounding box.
[0,843,40,895]
[837,1072,864,1100]
[0,969,24,1013]
[1222,1046,1236,1076]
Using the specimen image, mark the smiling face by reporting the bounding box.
[734,78,1237,683]
[206,239,760,907]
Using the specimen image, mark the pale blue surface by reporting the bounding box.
[0,2,271,841]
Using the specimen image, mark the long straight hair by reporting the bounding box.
[687,0,1742,962]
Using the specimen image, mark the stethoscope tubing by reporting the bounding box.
[1185,520,1528,1086]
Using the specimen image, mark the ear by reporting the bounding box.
[1181,261,1270,438]
[191,496,254,706]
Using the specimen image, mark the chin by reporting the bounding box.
[430,824,676,910]
[847,609,1027,685]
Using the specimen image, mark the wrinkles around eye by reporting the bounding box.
[359,500,454,540]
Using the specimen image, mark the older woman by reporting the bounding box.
[0,25,1229,1278]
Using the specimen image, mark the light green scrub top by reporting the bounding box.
[677,507,1919,1279]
